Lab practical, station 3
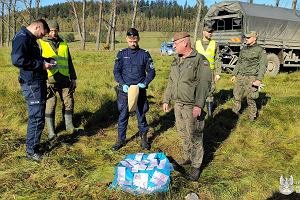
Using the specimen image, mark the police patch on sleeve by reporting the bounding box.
[203,61,209,67]
[150,62,155,69]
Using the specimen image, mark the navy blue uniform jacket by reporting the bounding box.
[113,48,156,87]
[11,26,47,83]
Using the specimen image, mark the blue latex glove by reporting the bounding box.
[122,84,129,93]
[137,83,146,89]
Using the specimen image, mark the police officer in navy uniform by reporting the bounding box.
[113,28,156,151]
[11,19,51,162]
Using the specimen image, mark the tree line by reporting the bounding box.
[0,0,209,50]
[1,0,297,50]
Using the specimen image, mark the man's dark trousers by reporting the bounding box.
[20,79,47,154]
[117,89,149,142]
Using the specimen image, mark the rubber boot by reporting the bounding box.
[64,113,75,133]
[140,133,150,150]
[188,167,201,181]
[112,140,126,151]
[45,117,56,140]
[207,102,213,117]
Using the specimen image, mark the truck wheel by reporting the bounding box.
[266,53,280,76]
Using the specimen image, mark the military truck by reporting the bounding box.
[204,1,300,76]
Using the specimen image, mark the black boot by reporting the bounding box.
[188,167,201,181]
[112,140,125,151]
[140,133,150,150]
[207,102,213,117]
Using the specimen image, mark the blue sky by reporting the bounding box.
[38,0,298,10]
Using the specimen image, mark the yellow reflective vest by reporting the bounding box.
[39,39,69,77]
[195,39,216,70]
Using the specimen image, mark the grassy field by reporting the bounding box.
[0,37,300,200]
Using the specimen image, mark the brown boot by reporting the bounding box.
[188,167,201,181]
[178,159,191,166]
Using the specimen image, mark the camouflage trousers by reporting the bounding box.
[174,103,205,168]
[232,75,259,118]
[45,77,74,118]
[206,72,215,103]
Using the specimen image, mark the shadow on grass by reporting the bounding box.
[267,192,300,200]
[40,97,119,153]
[126,109,175,145]
[201,108,239,170]
[214,89,234,107]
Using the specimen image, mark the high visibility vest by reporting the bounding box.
[39,39,69,77]
[195,39,216,70]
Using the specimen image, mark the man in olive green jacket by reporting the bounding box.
[163,32,212,181]
[231,31,267,121]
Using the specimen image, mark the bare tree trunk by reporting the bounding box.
[29,0,32,22]
[0,1,3,47]
[106,3,113,47]
[96,0,103,50]
[131,0,138,28]
[81,0,86,50]
[6,0,12,47]
[275,0,280,7]
[110,0,116,51]
[70,0,86,50]
[292,0,297,13]
[193,0,203,45]
[35,0,40,19]
[12,0,16,36]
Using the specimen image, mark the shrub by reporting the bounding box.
[85,32,96,42]
[61,33,75,42]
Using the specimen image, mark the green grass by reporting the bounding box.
[0,40,300,199]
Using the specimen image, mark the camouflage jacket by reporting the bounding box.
[163,49,212,108]
[233,43,267,81]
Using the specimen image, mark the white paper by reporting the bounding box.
[157,158,167,169]
[135,153,144,161]
[146,159,158,170]
[150,170,169,186]
[117,167,126,182]
[126,159,138,166]
[147,153,157,160]
[120,160,133,168]
[133,173,149,188]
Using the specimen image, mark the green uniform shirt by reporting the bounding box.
[233,43,267,81]
[163,49,212,108]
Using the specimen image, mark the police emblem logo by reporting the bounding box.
[150,62,155,69]
[279,175,294,195]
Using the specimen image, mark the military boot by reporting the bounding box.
[112,140,126,151]
[140,133,150,150]
[64,113,75,133]
[188,167,201,181]
[45,117,56,140]
[207,102,214,117]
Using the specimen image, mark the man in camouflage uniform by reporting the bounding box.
[163,32,211,181]
[231,31,267,121]
[39,20,77,139]
[195,26,222,117]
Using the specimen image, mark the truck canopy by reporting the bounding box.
[205,1,300,45]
